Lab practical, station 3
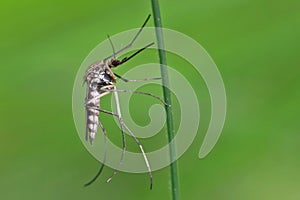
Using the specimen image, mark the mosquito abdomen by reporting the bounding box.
[86,88,101,144]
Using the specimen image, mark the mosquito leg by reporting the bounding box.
[84,120,107,187]
[88,107,127,183]
[106,111,126,183]
[100,88,169,106]
[105,14,151,60]
[97,109,118,116]
[114,73,162,83]
[106,87,126,182]
[85,86,154,189]
[88,85,169,111]
[122,122,153,190]
[85,91,109,105]
[85,85,115,105]
[95,107,153,190]
[85,104,125,185]
[113,89,153,190]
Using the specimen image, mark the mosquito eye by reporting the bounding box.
[110,60,120,67]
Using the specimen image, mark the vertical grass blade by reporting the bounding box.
[150,1,179,199]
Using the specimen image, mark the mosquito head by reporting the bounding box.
[108,58,121,68]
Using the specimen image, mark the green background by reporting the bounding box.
[1,0,299,199]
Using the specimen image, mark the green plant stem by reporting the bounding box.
[150,1,179,200]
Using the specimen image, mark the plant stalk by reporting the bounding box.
[150,1,179,200]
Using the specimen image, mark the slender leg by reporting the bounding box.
[87,86,169,107]
[106,86,126,183]
[114,73,162,82]
[100,88,169,106]
[84,85,155,189]
[105,14,151,60]
[94,90,153,190]
[85,91,109,105]
[84,120,107,187]
[85,103,126,184]
[121,122,153,190]
[106,104,126,183]
[100,85,127,178]
[85,85,115,105]
[84,85,121,186]
[97,109,119,116]
[113,90,154,190]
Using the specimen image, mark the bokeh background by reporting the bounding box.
[1,0,300,199]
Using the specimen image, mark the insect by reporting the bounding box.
[83,15,167,190]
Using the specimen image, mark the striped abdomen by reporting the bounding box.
[85,88,101,144]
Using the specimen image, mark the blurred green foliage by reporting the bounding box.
[1,0,300,199]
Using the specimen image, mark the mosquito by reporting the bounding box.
[83,14,167,190]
